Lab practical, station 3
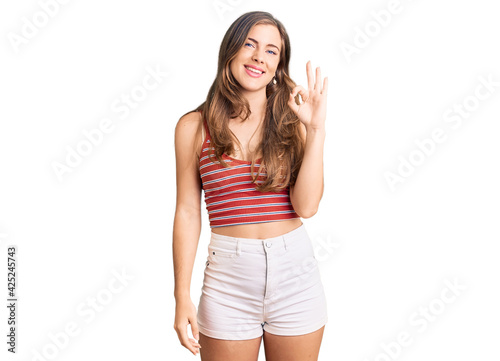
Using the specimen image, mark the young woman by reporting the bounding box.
[173,11,329,361]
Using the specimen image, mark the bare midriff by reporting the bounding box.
[210,218,303,239]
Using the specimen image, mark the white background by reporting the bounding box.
[1,0,499,360]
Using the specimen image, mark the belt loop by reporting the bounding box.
[236,239,241,256]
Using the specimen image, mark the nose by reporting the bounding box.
[252,48,265,63]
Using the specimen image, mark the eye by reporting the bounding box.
[245,42,278,55]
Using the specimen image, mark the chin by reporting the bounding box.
[237,78,271,92]
[241,85,268,94]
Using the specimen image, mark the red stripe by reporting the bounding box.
[199,114,300,228]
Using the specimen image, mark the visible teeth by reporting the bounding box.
[245,66,263,74]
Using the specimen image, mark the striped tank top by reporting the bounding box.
[199,113,300,228]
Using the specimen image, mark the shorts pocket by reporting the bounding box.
[206,242,240,267]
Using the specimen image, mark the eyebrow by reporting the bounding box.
[247,37,280,51]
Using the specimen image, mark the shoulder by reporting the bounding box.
[175,111,203,140]
[175,110,204,155]
[176,110,202,131]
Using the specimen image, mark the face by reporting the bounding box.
[229,24,282,95]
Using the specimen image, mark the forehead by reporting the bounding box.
[246,24,281,49]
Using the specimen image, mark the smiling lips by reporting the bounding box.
[244,65,265,78]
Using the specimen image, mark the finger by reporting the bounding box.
[291,85,306,98]
[307,61,314,90]
[188,338,202,349]
[291,85,309,104]
[322,76,328,95]
[189,338,202,346]
[191,318,200,342]
[289,92,306,116]
[288,93,299,114]
[177,325,198,355]
[315,67,321,91]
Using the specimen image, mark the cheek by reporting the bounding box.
[269,63,280,75]
[229,61,239,76]
[230,55,245,71]
[270,57,280,71]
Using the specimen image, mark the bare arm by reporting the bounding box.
[172,111,203,355]
[288,61,328,218]
[289,122,326,218]
[173,111,203,299]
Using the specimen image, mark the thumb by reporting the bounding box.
[191,319,200,342]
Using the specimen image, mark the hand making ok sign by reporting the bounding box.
[287,60,328,131]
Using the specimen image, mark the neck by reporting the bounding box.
[240,89,267,122]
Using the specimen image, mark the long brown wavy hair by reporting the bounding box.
[186,11,304,192]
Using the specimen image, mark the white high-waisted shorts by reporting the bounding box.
[197,223,328,340]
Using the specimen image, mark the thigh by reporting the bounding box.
[199,332,262,361]
[263,326,325,361]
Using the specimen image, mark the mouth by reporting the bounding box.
[244,65,265,77]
